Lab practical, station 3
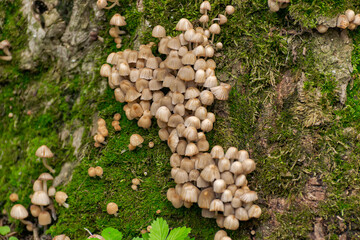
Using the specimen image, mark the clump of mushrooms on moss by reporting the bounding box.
[98,0,259,233]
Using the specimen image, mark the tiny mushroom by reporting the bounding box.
[107,202,118,216]
[35,145,55,173]
[55,191,69,208]
[129,134,144,150]
[9,193,18,202]
[95,166,103,178]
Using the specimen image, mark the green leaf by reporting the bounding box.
[132,238,143,240]
[0,226,10,236]
[142,232,150,240]
[101,227,123,240]
[148,218,169,240]
[9,237,19,240]
[166,227,191,240]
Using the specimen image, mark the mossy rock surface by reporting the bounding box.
[1,0,360,239]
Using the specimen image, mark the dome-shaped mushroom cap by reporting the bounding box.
[32,191,50,206]
[152,25,166,38]
[38,172,54,181]
[209,199,224,212]
[223,215,239,230]
[201,164,220,182]
[209,23,221,34]
[55,191,68,204]
[110,14,127,26]
[39,210,51,226]
[53,235,71,240]
[130,134,144,146]
[35,145,54,158]
[239,191,258,203]
[176,18,193,31]
[225,147,238,159]
[214,230,227,240]
[211,145,224,159]
[53,234,71,240]
[248,204,262,218]
[10,204,29,219]
[107,202,118,214]
[225,5,235,15]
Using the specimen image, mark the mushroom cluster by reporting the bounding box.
[109,13,127,48]
[0,40,12,61]
[167,147,261,230]
[94,118,108,147]
[268,0,290,12]
[99,0,260,233]
[317,9,360,33]
[10,172,69,240]
[88,166,104,178]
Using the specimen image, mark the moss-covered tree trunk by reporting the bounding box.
[1,0,360,239]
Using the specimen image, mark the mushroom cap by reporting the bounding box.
[201,164,220,182]
[235,207,249,221]
[10,204,28,219]
[107,202,118,214]
[223,215,239,230]
[38,172,54,181]
[9,193,18,202]
[239,190,258,203]
[225,5,235,15]
[152,25,166,38]
[35,145,54,158]
[55,191,68,204]
[214,230,228,240]
[209,23,221,34]
[110,14,127,26]
[209,199,224,212]
[130,134,144,146]
[30,205,41,217]
[38,210,51,225]
[53,235,71,240]
[48,186,56,197]
[32,191,51,206]
[176,18,193,31]
[211,145,224,159]
[198,188,215,209]
[33,180,43,192]
[248,204,262,218]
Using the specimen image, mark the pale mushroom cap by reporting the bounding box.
[225,5,235,15]
[214,230,227,240]
[198,188,215,209]
[209,23,221,34]
[38,210,51,226]
[107,202,118,214]
[110,14,127,26]
[35,145,54,158]
[55,191,68,204]
[152,25,166,38]
[38,172,54,181]
[211,145,225,159]
[53,235,71,240]
[130,134,144,146]
[33,180,43,192]
[239,191,258,203]
[213,179,227,193]
[10,204,28,219]
[180,182,200,203]
[32,191,51,206]
[223,215,239,230]
[48,186,56,197]
[235,207,249,221]
[30,205,41,217]
[248,204,262,218]
[176,18,193,31]
[209,199,224,212]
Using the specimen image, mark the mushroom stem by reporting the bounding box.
[20,219,33,226]
[104,2,117,9]
[42,181,48,193]
[62,202,69,208]
[47,203,57,220]
[84,228,93,236]
[97,36,104,42]
[114,212,118,217]
[33,227,40,240]
[0,55,12,61]
[211,33,215,43]
[42,158,55,174]
[3,47,11,56]
[188,41,191,51]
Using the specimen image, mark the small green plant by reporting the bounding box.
[0,226,19,240]
[91,218,193,240]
